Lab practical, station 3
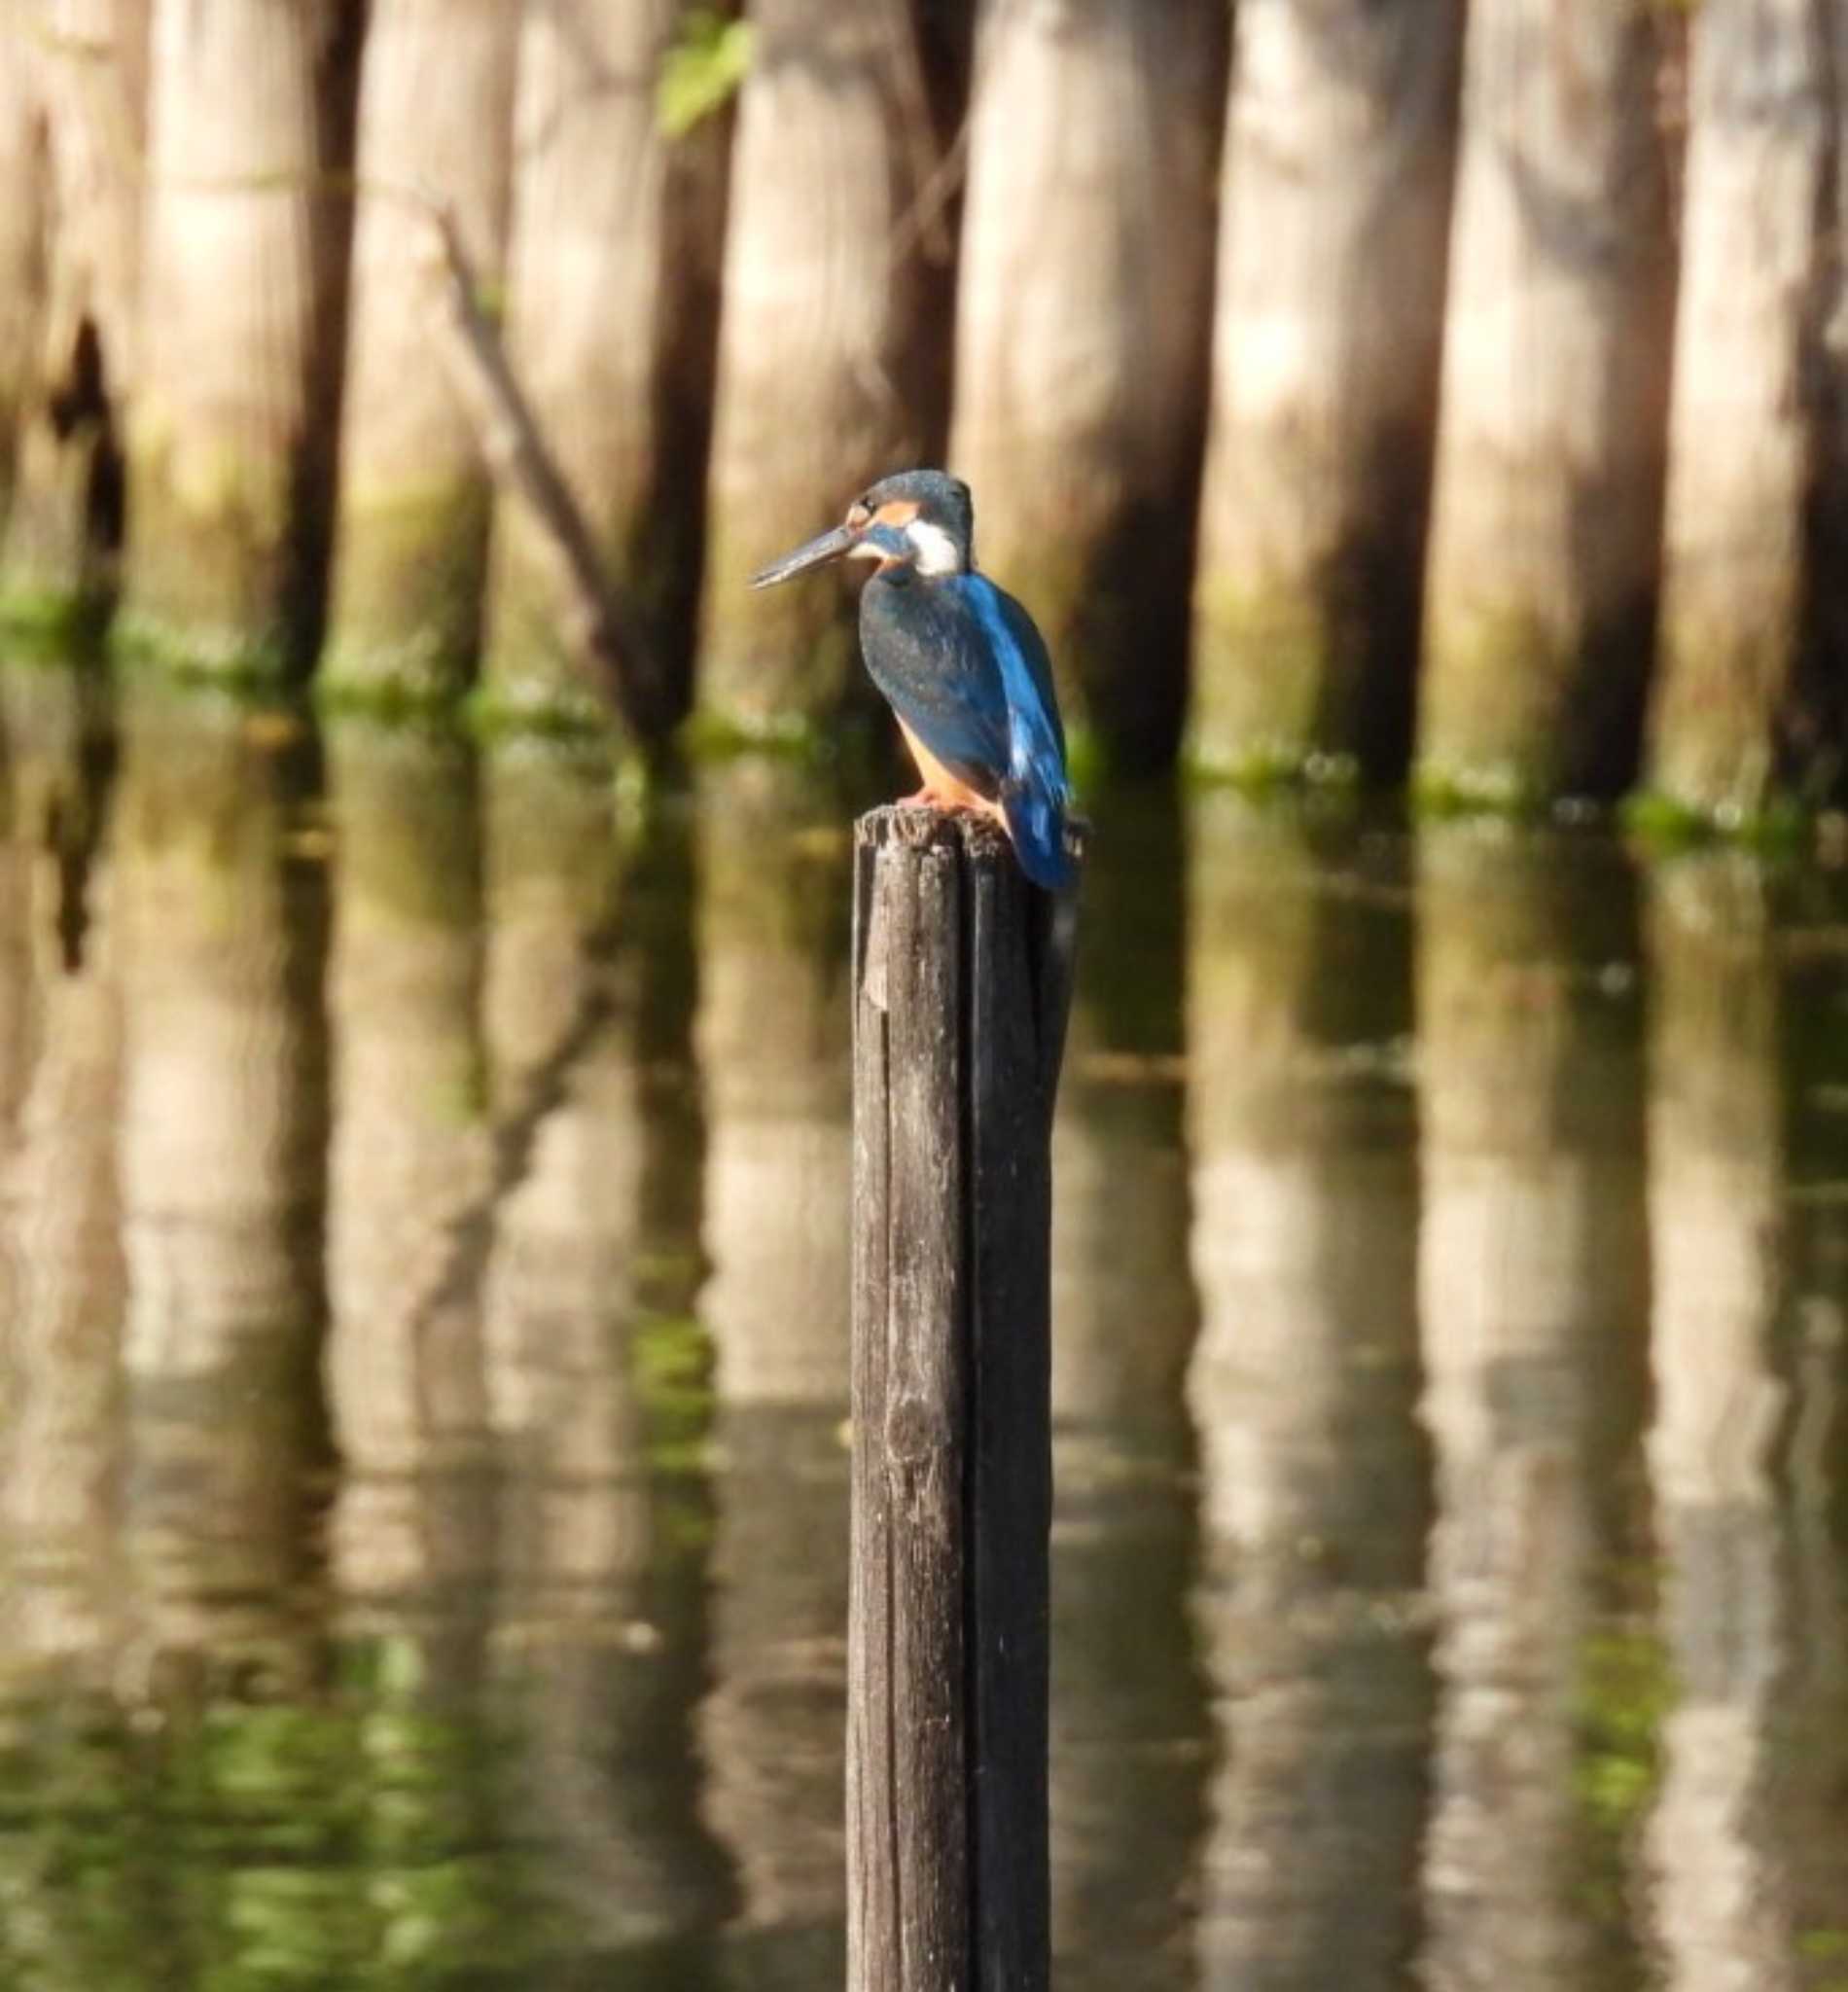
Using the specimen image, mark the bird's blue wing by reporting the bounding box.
[985,584,1067,763]
[949,577,1073,890]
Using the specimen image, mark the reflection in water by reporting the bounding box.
[1051,784,1204,1992]
[1644,858,1794,1989]
[0,669,124,1676]
[1786,886,1848,1972]
[1787,1210,1848,1975]
[0,658,1845,1990]
[481,742,731,1957]
[1416,829,1651,1992]
[694,760,852,1988]
[323,722,493,1672]
[320,723,517,1982]
[1187,795,1429,1992]
[115,685,325,1686]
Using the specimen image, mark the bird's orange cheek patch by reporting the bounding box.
[872,500,921,529]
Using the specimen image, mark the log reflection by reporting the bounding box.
[1783,1201,1848,1974]
[694,761,851,1985]
[1643,858,1795,1989]
[0,666,124,1678]
[481,742,730,1951]
[1187,794,1430,1992]
[323,722,492,1678]
[1416,828,1650,1992]
[1051,784,1204,1991]
[114,684,324,1685]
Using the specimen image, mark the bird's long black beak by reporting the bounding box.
[749,523,858,590]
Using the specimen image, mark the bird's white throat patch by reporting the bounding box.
[905,519,963,575]
[847,516,965,575]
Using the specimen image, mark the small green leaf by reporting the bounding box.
[658,15,754,139]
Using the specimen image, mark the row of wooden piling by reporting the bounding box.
[1,0,1844,822]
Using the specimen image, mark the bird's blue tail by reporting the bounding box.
[1000,768,1074,891]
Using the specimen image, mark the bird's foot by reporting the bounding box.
[896,786,979,812]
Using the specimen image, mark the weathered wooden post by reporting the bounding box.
[1644,0,1829,824]
[848,804,1079,1991]
[949,0,1226,773]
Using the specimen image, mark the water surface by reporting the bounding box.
[1,662,1846,1989]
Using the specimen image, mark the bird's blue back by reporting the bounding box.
[860,569,1074,889]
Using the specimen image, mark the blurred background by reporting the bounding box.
[3,2,1848,1988]
[1,0,1845,810]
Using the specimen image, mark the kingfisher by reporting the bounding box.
[749,470,1076,890]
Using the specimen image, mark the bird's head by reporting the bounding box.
[749,470,974,590]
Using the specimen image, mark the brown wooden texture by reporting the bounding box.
[1419,0,1673,802]
[126,0,363,671]
[1647,0,1830,820]
[696,0,960,730]
[849,804,1076,1992]
[481,0,728,730]
[323,0,520,695]
[0,0,147,606]
[0,1,48,554]
[1191,0,1462,783]
[948,0,1225,770]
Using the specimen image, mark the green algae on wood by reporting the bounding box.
[1645,0,1827,830]
[1188,577,1382,787]
[319,480,499,701]
[0,586,112,657]
[1409,756,1549,825]
[1644,618,1816,833]
[122,408,321,682]
[1191,0,1458,787]
[326,0,521,703]
[465,667,614,745]
[0,407,123,622]
[481,0,727,739]
[481,502,693,738]
[1414,594,1655,808]
[1621,783,1810,856]
[110,601,294,694]
[125,0,362,681]
[1419,0,1671,805]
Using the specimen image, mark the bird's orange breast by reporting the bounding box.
[898,721,1003,818]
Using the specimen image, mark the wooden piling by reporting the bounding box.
[848,804,1079,1992]
[949,0,1226,773]
[0,0,147,617]
[1645,0,1830,824]
[695,0,961,737]
[479,0,730,734]
[1190,0,1462,786]
[321,0,521,700]
[124,0,364,675]
[1417,0,1673,804]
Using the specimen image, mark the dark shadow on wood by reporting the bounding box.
[848,801,1080,1992]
